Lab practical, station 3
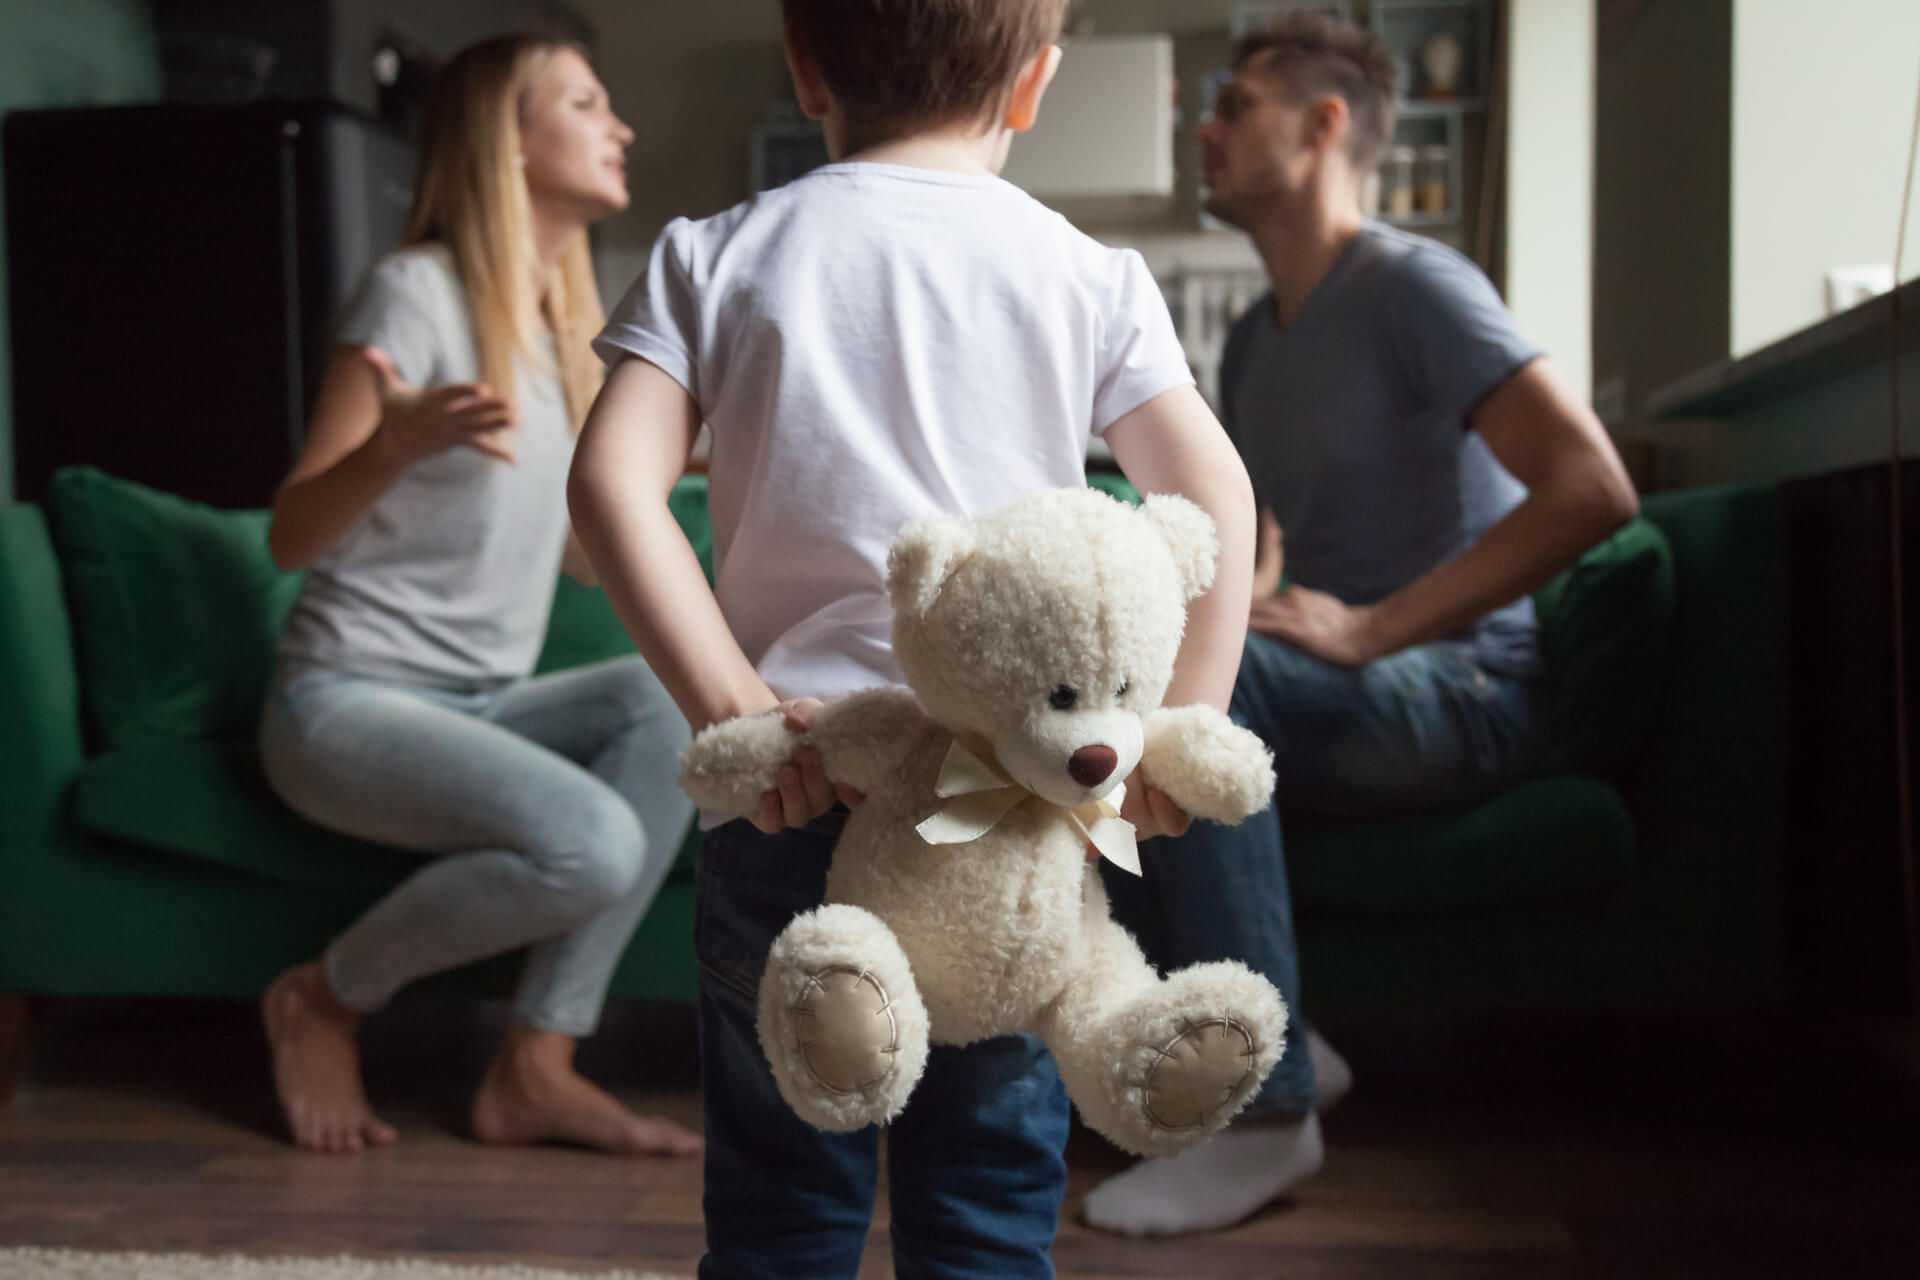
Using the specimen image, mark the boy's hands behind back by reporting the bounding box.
[748,698,867,834]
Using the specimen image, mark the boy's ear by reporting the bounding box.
[782,27,833,121]
[1005,44,1063,133]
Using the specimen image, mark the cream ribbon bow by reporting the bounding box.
[914,738,1142,876]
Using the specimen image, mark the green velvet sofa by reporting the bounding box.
[0,465,1791,1093]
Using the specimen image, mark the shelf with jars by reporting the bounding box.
[1367,0,1491,249]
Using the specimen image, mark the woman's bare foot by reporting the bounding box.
[470,1025,703,1157]
[260,961,396,1154]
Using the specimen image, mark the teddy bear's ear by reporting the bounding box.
[1141,494,1219,602]
[888,513,974,615]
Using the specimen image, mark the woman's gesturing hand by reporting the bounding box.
[363,347,519,467]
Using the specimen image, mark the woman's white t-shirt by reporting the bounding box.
[278,245,574,688]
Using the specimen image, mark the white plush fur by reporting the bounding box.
[679,488,1285,1155]
[756,903,930,1131]
[1141,705,1277,822]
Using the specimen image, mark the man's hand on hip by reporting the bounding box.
[1250,586,1383,668]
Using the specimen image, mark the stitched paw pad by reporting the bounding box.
[791,965,900,1096]
[1144,1016,1260,1132]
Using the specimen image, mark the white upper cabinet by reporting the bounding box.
[1001,34,1175,200]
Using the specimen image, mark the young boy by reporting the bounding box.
[568,2,1259,1274]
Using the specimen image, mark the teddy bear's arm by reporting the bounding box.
[677,688,941,815]
[803,687,943,797]
[677,710,803,815]
[1137,705,1276,824]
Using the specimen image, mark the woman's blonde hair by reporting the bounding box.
[402,33,607,431]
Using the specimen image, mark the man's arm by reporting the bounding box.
[567,358,773,732]
[1254,356,1638,665]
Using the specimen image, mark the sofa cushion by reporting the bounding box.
[536,577,641,675]
[44,467,301,749]
[72,737,703,891]
[523,473,718,674]
[73,738,403,890]
[1288,775,1635,912]
[1531,516,1676,779]
[45,467,717,749]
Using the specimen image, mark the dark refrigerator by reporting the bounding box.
[4,100,416,508]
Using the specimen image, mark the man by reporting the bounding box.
[1087,12,1638,1237]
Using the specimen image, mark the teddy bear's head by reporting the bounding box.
[886,488,1218,808]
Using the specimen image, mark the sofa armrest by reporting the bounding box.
[0,505,87,849]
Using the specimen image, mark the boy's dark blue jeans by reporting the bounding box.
[694,810,1070,1280]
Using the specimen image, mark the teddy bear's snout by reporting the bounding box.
[1067,745,1119,787]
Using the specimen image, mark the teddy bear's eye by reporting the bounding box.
[1048,685,1078,711]
[1116,680,1130,699]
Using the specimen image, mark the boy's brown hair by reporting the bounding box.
[1234,11,1399,171]
[781,0,1071,145]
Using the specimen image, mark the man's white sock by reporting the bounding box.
[1081,1028,1349,1236]
[1081,1110,1325,1236]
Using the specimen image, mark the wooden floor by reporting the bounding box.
[3,998,1920,1279]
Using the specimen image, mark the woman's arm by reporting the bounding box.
[267,346,515,571]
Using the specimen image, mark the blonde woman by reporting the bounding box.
[258,34,699,1159]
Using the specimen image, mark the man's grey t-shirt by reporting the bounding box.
[277,244,575,688]
[1222,221,1544,677]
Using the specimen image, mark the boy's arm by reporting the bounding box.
[560,530,599,585]
[1103,385,1258,842]
[1104,384,1257,715]
[568,357,847,833]
[567,357,773,731]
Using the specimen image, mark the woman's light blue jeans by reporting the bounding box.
[259,655,694,1037]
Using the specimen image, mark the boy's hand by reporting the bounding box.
[748,698,866,834]
[1087,772,1190,860]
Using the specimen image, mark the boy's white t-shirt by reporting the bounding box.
[594,161,1194,701]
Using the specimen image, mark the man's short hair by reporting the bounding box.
[1234,11,1399,172]
[781,0,1070,144]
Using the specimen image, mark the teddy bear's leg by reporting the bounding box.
[756,903,930,1133]
[1043,884,1286,1157]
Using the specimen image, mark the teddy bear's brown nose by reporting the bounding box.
[1068,745,1118,787]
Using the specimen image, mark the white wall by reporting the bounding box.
[1504,0,1594,400]
[1731,0,1920,355]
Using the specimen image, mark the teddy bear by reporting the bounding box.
[678,486,1286,1157]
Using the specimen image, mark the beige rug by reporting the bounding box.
[0,1251,683,1280]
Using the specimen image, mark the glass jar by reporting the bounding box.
[1384,145,1417,218]
[1419,144,1451,215]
